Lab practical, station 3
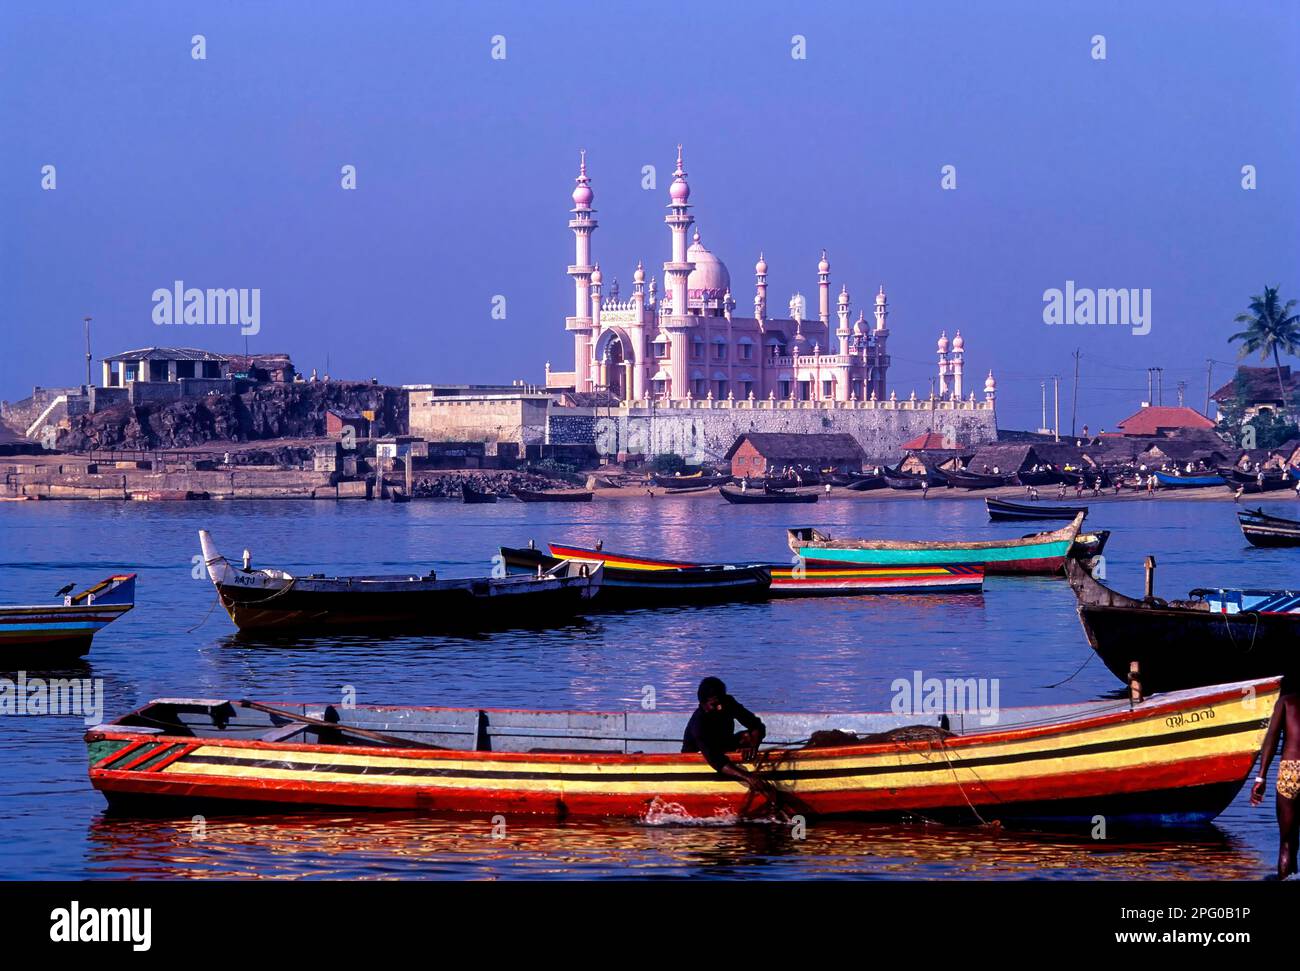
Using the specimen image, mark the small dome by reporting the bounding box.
[952,330,964,350]
[853,312,865,335]
[838,284,850,306]
[669,175,690,204]
[572,183,593,208]
[818,250,830,274]
[875,285,887,305]
[590,265,602,285]
[937,331,949,353]
[755,252,767,275]
[633,262,645,283]
[984,370,997,392]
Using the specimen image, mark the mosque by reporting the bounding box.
[551,147,995,409]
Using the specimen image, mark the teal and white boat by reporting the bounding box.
[787,513,1085,576]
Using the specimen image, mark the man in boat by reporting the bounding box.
[682,677,775,797]
[1252,676,1300,879]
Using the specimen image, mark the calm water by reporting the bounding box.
[0,495,1294,880]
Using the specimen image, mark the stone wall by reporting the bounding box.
[549,400,998,465]
[408,393,550,453]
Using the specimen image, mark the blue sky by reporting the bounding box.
[2,0,1297,431]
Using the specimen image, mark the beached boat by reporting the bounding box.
[512,488,594,503]
[1154,470,1225,489]
[1237,507,1300,547]
[1219,467,1293,493]
[541,543,985,597]
[986,497,1089,522]
[651,472,731,489]
[461,484,499,504]
[947,470,1016,490]
[720,485,818,505]
[198,531,601,633]
[85,677,1278,828]
[843,473,887,492]
[0,574,136,663]
[660,484,718,495]
[1065,555,1300,691]
[499,545,771,606]
[1014,469,1069,487]
[788,513,1085,576]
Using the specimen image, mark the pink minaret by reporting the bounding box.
[937,331,950,397]
[663,145,695,315]
[836,285,851,356]
[663,145,696,398]
[817,250,831,324]
[754,252,768,322]
[567,151,598,392]
[951,330,965,399]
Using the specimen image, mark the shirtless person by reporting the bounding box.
[1252,676,1299,879]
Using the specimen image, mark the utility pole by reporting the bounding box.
[1155,367,1164,405]
[83,316,92,389]
[1205,359,1214,416]
[1146,367,1153,405]
[1053,375,1060,442]
[1070,350,1081,439]
[1040,380,1047,433]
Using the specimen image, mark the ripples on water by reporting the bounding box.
[0,495,1291,879]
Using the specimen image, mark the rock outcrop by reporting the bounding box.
[56,382,407,452]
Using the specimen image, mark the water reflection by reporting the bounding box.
[84,812,1259,881]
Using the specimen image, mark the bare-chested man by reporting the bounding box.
[1251,676,1299,879]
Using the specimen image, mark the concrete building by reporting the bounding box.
[101,347,228,387]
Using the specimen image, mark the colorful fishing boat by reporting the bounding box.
[1154,470,1225,489]
[1237,507,1300,548]
[499,545,771,607]
[721,485,818,504]
[1065,555,1300,691]
[85,677,1278,828]
[198,531,601,633]
[0,574,136,663]
[787,513,1085,576]
[542,543,985,596]
[986,497,1088,522]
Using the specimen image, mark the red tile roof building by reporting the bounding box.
[1114,406,1215,437]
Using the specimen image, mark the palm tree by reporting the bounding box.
[1229,286,1300,405]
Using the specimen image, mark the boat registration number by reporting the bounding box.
[1165,707,1215,729]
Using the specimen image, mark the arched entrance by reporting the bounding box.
[595,328,635,401]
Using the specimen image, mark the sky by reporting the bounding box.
[2,0,1297,431]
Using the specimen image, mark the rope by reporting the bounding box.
[1046,649,1095,688]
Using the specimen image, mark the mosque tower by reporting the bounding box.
[818,251,831,325]
[662,145,696,398]
[872,286,890,399]
[567,151,597,392]
[951,330,965,399]
[937,331,950,397]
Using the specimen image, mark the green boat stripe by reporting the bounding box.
[794,539,1070,566]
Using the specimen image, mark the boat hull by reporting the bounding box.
[986,498,1088,522]
[1154,471,1225,488]
[721,486,817,504]
[86,680,1277,828]
[0,574,136,662]
[542,544,985,596]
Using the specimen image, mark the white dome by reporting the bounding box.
[686,233,730,302]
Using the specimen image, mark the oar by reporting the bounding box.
[239,700,443,749]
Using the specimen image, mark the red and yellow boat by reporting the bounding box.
[85,678,1276,828]
[545,543,984,596]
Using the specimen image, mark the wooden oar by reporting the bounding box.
[239,699,443,749]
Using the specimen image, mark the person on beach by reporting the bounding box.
[1252,676,1299,879]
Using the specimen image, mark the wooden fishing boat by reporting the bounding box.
[512,488,594,503]
[788,513,1085,575]
[1065,555,1300,691]
[660,484,718,495]
[198,531,601,633]
[1219,467,1293,494]
[541,543,984,597]
[947,469,1016,490]
[843,473,887,491]
[1237,507,1300,547]
[1154,470,1225,489]
[986,497,1089,522]
[389,489,410,504]
[1014,469,1069,487]
[881,466,929,490]
[499,545,770,606]
[86,677,1279,828]
[651,472,731,489]
[0,574,136,663]
[461,484,499,504]
[720,485,818,504]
